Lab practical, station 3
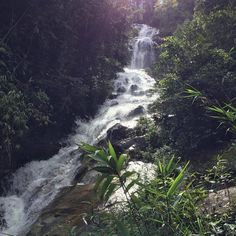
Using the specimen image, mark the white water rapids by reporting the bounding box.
[0,24,158,236]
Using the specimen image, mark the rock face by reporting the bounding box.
[28,184,98,236]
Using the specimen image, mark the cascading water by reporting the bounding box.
[0,24,158,236]
[131,24,157,69]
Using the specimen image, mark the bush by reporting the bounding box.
[79,142,236,235]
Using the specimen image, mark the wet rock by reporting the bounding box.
[81,170,100,184]
[106,124,132,142]
[117,86,126,94]
[28,184,98,236]
[108,93,118,100]
[110,100,119,106]
[99,123,148,155]
[119,136,147,151]
[127,105,145,118]
[130,84,138,94]
[73,165,88,183]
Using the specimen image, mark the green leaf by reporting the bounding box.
[145,187,158,195]
[125,180,136,193]
[108,156,117,171]
[148,218,163,224]
[165,156,175,174]
[93,166,114,174]
[140,205,153,212]
[95,149,108,161]
[87,153,107,165]
[117,154,127,173]
[116,220,130,236]
[108,141,117,162]
[80,143,98,153]
[100,176,114,199]
[104,183,117,202]
[173,192,184,207]
[130,194,141,205]
[157,160,164,175]
[167,162,189,198]
[94,174,107,191]
[121,171,135,181]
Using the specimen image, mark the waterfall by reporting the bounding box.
[0,24,158,236]
[131,25,157,69]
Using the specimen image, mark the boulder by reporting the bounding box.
[117,86,126,94]
[110,100,119,106]
[203,187,236,214]
[106,124,131,142]
[108,93,118,100]
[130,84,138,94]
[98,123,149,161]
[118,136,147,151]
[127,106,145,118]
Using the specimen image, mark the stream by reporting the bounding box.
[0,24,158,236]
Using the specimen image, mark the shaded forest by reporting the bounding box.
[0,0,133,173]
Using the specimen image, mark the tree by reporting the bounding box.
[151,0,236,157]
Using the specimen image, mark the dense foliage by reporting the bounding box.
[0,0,131,172]
[151,0,236,157]
[2,0,236,234]
[78,143,236,236]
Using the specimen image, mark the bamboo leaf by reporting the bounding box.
[121,171,135,181]
[87,154,107,165]
[80,143,98,153]
[93,166,114,174]
[100,176,114,199]
[94,174,107,191]
[104,183,117,202]
[108,141,117,162]
[167,162,189,198]
[166,156,175,174]
[108,156,117,171]
[117,154,127,173]
[173,192,184,207]
[125,180,136,193]
[95,149,108,160]
[158,160,164,175]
